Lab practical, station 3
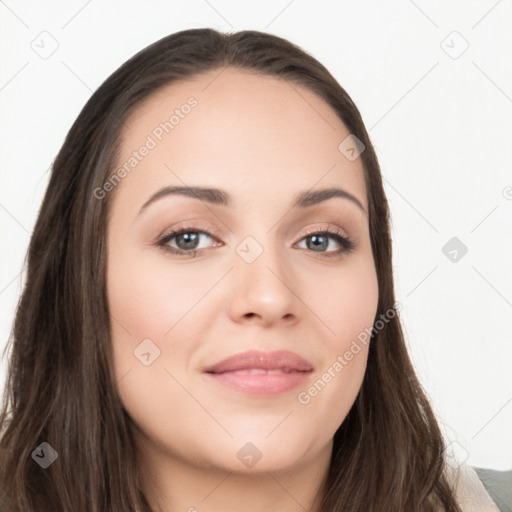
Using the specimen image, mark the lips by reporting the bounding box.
[203,350,314,374]
[202,350,314,395]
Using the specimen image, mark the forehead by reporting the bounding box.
[113,67,367,211]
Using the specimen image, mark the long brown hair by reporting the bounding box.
[0,28,462,511]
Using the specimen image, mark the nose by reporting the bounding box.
[228,238,300,327]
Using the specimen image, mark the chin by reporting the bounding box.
[197,433,320,475]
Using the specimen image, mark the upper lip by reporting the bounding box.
[203,350,314,373]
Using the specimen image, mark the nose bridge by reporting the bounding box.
[236,230,283,280]
[230,229,299,321]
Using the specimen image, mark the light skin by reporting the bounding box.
[106,67,379,512]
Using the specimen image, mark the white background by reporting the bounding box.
[1,0,511,470]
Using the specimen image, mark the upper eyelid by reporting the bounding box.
[161,221,348,236]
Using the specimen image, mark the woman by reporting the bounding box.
[0,28,501,511]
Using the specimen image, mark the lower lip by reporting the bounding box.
[205,369,312,395]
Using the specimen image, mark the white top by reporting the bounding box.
[445,461,501,511]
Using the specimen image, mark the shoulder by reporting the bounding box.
[443,461,509,512]
[473,467,512,512]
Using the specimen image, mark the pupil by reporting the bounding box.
[178,232,199,249]
[308,234,327,251]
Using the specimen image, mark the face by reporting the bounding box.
[106,68,379,476]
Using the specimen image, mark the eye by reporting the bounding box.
[155,225,219,257]
[155,225,356,258]
[295,227,356,258]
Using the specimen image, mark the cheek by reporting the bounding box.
[307,253,379,349]
[107,250,198,433]
[298,254,378,418]
[300,346,368,445]
[107,247,209,340]
[106,247,195,391]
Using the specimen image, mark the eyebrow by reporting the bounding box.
[138,185,367,216]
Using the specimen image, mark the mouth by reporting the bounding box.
[202,350,313,395]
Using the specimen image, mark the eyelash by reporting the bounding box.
[155,223,356,259]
